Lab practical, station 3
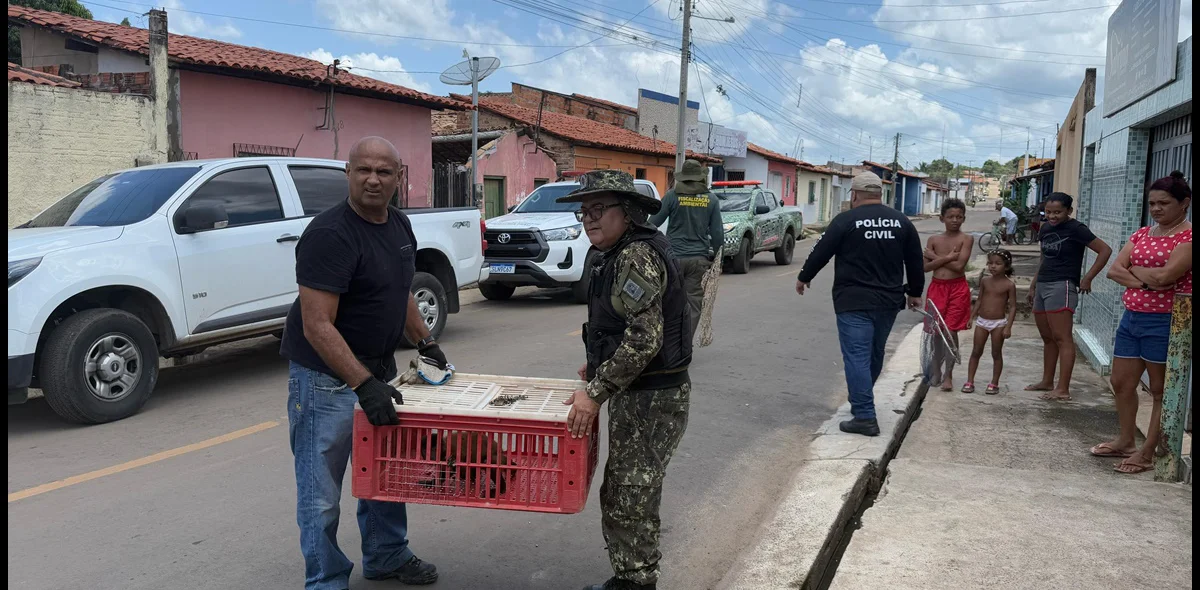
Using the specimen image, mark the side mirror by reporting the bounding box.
[179,204,229,233]
[755,205,770,215]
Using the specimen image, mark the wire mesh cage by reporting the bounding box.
[917,300,960,386]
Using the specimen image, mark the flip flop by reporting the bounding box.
[1114,459,1153,474]
[985,383,1000,395]
[960,382,975,393]
[1090,443,1135,458]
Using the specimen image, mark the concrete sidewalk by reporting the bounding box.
[827,322,1193,589]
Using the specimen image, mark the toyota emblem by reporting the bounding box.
[497,233,512,244]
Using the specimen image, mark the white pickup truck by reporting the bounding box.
[478,179,661,303]
[7,157,487,424]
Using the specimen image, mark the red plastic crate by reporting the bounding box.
[351,410,600,513]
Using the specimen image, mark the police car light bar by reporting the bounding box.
[711,180,763,187]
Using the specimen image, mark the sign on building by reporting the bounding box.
[1103,0,1181,117]
[687,122,747,158]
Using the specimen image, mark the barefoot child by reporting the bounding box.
[924,198,974,391]
[963,250,1017,394]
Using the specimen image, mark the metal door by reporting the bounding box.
[483,177,505,219]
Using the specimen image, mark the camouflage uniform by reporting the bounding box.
[586,240,691,586]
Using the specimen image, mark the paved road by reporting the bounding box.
[8,206,990,590]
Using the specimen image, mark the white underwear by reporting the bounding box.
[976,317,1007,331]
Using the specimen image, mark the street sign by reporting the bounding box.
[1103,0,1181,117]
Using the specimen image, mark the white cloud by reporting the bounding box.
[304,48,432,92]
[315,0,455,43]
[162,0,242,40]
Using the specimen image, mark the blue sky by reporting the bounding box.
[84,0,1193,168]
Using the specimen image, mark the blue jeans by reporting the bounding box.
[836,309,899,421]
[288,362,414,590]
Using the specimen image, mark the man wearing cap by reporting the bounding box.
[649,159,724,337]
[795,171,924,436]
[558,170,692,590]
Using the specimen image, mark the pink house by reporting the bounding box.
[10,5,467,206]
[747,143,802,206]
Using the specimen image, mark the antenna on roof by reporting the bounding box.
[440,52,501,208]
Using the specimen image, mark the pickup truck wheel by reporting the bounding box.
[479,283,516,301]
[571,250,600,304]
[774,232,796,265]
[39,309,158,424]
[406,272,448,346]
[732,236,752,274]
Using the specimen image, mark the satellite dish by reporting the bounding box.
[439,56,501,86]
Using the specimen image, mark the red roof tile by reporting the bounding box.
[746,142,803,166]
[571,93,636,114]
[8,62,80,87]
[474,96,719,162]
[862,160,921,178]
[797,161,838,175]
[8,5,465,110]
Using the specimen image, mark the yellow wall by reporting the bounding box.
[572,146,679,196]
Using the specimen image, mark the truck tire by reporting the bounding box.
[774,231,796,265]
[732,236,752,274]
[39,308,158,424]
[479,283,516,301]
[571,250,600,304]
[406,272,448,346]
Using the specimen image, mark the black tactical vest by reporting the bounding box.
[584,227,692,389]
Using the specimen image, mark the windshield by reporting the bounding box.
[512,184,581,213]
[715,189,754,212]
[22,167,201,228]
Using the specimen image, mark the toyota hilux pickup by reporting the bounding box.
[477,179,661,303]
[712,180,804,273]
[8,157,487,424]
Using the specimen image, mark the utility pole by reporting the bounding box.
[674,0,693,173]
[892,133,901,208]
[799,138,804,161]
[1041,137,1046,159]
[1023,127,1030,175]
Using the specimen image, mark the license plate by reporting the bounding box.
[490,263,516,274]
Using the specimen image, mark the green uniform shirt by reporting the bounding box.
[649,189,724,259]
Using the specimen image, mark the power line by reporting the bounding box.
[498,0,664,70]
[83,0,642,49]
[782,3,1119,24]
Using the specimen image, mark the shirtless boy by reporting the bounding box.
[923,198,974,391]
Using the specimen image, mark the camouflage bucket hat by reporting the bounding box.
[555,169,662,215]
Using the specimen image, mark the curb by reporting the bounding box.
[716,324,929,590]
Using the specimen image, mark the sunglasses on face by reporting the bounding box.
[575,202,623,222]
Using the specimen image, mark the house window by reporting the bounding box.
[635,168,647,180]
[808,181,817,205]
[534,178,549,188]
[726,170,746,181]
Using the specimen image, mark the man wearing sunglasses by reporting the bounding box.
[557,170,692,590]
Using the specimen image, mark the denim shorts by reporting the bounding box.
[1113,310,1171,364]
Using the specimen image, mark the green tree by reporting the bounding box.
[981,159,1004,176]
[120,17,131,26]
[8,1,94,62]
[924,157,954,181]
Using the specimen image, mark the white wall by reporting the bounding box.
[721,152,769,184]
[20,29,148,74]
[8,83,157,226]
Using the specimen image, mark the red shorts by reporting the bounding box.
[927,277,971,331]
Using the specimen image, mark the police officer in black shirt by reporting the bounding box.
[279,137,445,589]
[795,171,924,436]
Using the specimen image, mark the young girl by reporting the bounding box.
[962,250,1018,394]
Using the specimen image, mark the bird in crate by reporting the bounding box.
[405,430,515,498]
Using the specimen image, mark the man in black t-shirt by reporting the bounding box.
[796,171,925,436]
[280,137,446,589]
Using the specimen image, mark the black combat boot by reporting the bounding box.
[839,418,880,436]
[363,555,438,585]
[582,577,657,590]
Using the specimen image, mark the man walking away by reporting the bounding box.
[996,201,1018,245]
[650,158,724,337]
[280,137,447,590]
[795,171,925,436]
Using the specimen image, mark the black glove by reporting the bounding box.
[353,377,402,426]
[418,342,450,370]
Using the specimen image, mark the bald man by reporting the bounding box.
[280,137,444,589]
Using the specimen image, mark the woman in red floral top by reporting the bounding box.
[1095,171,1192,474]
